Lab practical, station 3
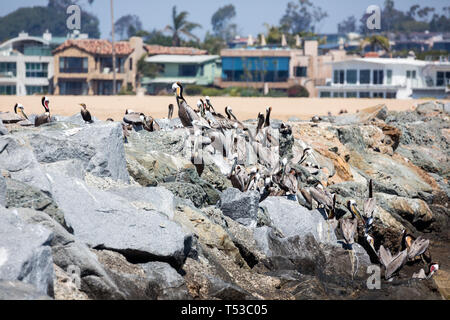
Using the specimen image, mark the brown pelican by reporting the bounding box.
[106,118,114,122]
[255,112,265,139]
[35,96,51,127]
[412,262,439,279]
[264,107,272,127]
[341,212,358,247]
[309,183,336,219]
[168,104,174,119]
[205,96,216,114]
[223,106,246,131]
[402,230,431,263]
[79,103,93,123]
[123,110,144,125]
[142,114,161,132]
[228,157,249,192]
[172,82,202,128]
[346,198,364,222]
[378,245,408,280]
[363,179,376,226]
[14,103,28,120]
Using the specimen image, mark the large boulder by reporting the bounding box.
[45,165,192,269]
[219,188,260,226]
[0,136,51,192]
[259,197,337,244]
[0,208,54,296]
[0,281,52,300]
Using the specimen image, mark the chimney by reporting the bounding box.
[260,34,266,46]
[295,34,301,47]
[43,30,52,42]
[247,34,254,46]
[281,34,287,47]
[303,40,318,57]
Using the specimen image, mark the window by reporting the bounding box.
[222,56,290,82]
[387,70,392,85]
[373,70,384,84]
[360,70,370,84]
[346,70,357,84]
[179,64,198,77]
[373,92,384,98]
[386,92,396,99]
[26,63,48,78]
[333,92,344,97]
[26,86,48,95]
[346,92,357,98]
[320,91,331,98]
[99,57,125,73]
[359,92,370,98]
[59,80,88,95]
[0,62,17,77]
[60,57,88,73]
[436,71,450,86]
[0,85,16,95]
[295,66,307,77]
[334,70,345,84]
[407,70,416,79]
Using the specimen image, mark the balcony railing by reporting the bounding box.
[60,68,88,74]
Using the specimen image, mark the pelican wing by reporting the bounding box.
[123,113,143,125]
[385,249,407,279]
[407,237,430,260]
[364,198,376,218]
[309,187,333,208]
[378,245,392,268]
[341,218,357,245]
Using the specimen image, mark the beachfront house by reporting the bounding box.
[142,50,220,94]
[52,37,145,95]
[217,40,350,97]
[317,57,450,99]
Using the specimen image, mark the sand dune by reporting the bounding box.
[1,96,447,121]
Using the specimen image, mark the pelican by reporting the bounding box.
[123,110,144,125]
[264,107,272,127]
[224,106,247,131]
[80,103,93,123]
[142,114,160,132]
[412,262,439,279]
[341,200,360,247]
[363,179,376,228]
[14,103,28,120]
[309,183,336,218]
[346,198,364,222]
[205,96,216,114]
[228,157,249,192]
[172,82,201,128]
[402,230,431,263]
[168,104,174,119]
[378,245,408,280]
[35,96,51,127]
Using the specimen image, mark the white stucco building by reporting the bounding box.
[317,57,450,99]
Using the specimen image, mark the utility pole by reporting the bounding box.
[110,0,116,95]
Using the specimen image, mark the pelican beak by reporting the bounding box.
[350,202,363,221]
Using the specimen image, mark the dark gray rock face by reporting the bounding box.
[0,175,5,207]
[219,188,260,226]
[161,182,208,208]
[141,262,190,300]
[0,119,8,135]
[0,281,52,300]
[0,208,54,296]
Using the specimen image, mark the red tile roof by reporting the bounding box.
[144,44,207,55]
[364,51,380,58]
[53,39,134,56]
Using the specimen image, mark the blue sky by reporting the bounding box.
[0,0,447,39]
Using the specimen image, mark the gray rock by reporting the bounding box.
[141,261,190,300]
[219,188,260,226]
[162,182,208,208]
[0,175,5,207]
[0,112,22,124]
[109,186,176,219]
[207,276,252,300]
[0,281,52,300]
[0,136,51,192]
[259,197,337,244]
[0,208,54,296]
[45,167,192,269]
[0,119,7,135]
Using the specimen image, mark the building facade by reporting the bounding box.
[317,57,450,99]
[142,54,220,94]
[217,41,350,97]
[52,37,145,95]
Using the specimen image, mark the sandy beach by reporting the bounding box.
[1,96,448,121]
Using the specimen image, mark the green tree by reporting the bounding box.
[337,16,356,34]
[280,0,328,34]
[114,14,142,40]
[211,4,237,42]
[360,35,391,53]
[164,6,201,46]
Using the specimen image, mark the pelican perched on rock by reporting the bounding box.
[168,104,174,119]
[80,103,93,123]
[309,183,336,219]
[363,179,376,228]
[224,106,247,131]
[14,103,28,120]
[35,96,51,127]
[412,262,439,280]
[378,245,408,280]
[401,230,432,263]
[172,82,202,128]
[341,200,360,247]
[264,107,272,127]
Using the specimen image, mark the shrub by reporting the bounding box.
[287,85,309,97]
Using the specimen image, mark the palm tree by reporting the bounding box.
[164,6,201,46]
[360,35,391,56]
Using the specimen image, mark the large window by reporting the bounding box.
[373,92,384,98]
[386,92,396,99]
[406,70,416,79]
[436,71,450,86]
[360,69,370,84]
[359,92,370,98]
[222,57,290,82]
[26,63,48,78]
[0,85,16,95]
[59,80,88,95]
[294,66,307,77]
[99,57,125,73]
[26,86,48,95]
[346,69,357,84]
[320,91,331,98]
[179,64,198,77]
[334,70,345,84]
[386,70,392,85]
[0,62,17,77]
[373,70,384,84]
[59,57,88,73]
[346,92,357,98]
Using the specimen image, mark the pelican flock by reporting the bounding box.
[5,84,440,286]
